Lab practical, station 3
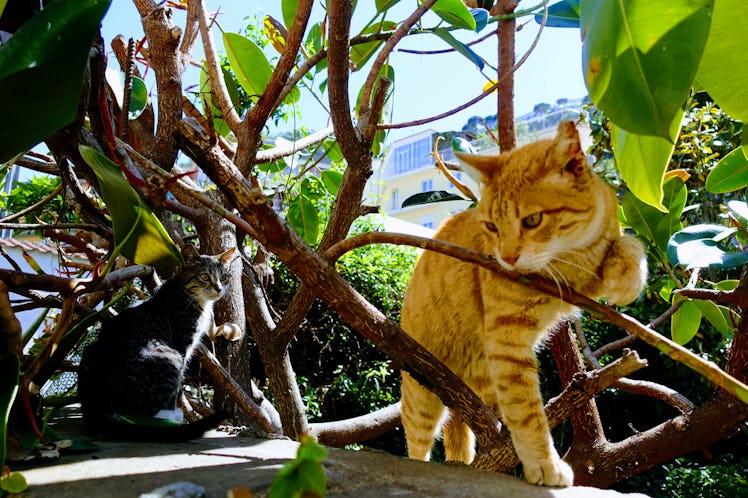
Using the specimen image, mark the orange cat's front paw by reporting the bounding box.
[524,458,574,487]
[600,235,648,305]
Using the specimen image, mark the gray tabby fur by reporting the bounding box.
[78,244,235,441]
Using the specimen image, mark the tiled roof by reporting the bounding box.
[0,238,62,254]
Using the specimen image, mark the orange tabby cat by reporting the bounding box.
[400,120,647,486]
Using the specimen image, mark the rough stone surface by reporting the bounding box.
[20,411,650,497]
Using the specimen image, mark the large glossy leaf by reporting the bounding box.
[432,0,476,31]
[581,0,712,138]
[376,0,400,13]
[224,32,272,98]
[287,194,320,245]
[535,0,580,28]
[621,177,685,253]
[668,224,748,270]
[705,146,748,194]
[350,21,398,71]
[693,300,735,338]
[79,146,183,267]
[128,76,148,120]
[432,28,485,71]
[281,0,298,29]
[695,0,748,122]
[0,0,112,162]
[671,300,702,345]
[611,107,684,211]
[320,170,343,195]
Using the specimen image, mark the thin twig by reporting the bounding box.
[359,0,438,123]
[380,0,547,131]
[196,0,241,134]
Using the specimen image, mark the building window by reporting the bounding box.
[392,136,432,175]
[421,215,434,229]
[391,189,399,211]
[421,179,434,192]
[448,172,462,189]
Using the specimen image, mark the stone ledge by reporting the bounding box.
[22,428,650,497]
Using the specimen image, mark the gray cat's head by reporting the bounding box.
[178,244,235,305]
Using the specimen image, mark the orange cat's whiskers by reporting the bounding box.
[400,120,647,487]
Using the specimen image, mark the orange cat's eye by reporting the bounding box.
[522,213,543,228]
[483,221,498,233]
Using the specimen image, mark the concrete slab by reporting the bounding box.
[19,411,650,497]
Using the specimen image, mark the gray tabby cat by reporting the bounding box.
[78,244,239,441]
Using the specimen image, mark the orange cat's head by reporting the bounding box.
[455,120,612,273]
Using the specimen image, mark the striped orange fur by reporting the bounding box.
[399,121,647,487]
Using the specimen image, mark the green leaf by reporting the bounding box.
[0,353,20,469]
[432,0,477,31]
[350,21,397,71]
[693,300,734,337]
[705,147,748,193]
[270,435,327,498]
[581,0,712,138]
[671,300,702,345]
[610,106,684,211]
[78,146,183,267]
[128,76,148,120]
[470,8,490,33]
[287,194,320,245]
[0,0,112,162]
[0,472,27,494]
[452,136,476,154]
[621,176,685,253]
[668,224,748,269]
[727,200,748,223]
[376,0,400,13]
[223,32,273,98]
[695,0,748,122]
[535,0,580,28]
[281,0,298,29]
[402,190,467,208]
[431,28,485,70]
[320,170,343,195]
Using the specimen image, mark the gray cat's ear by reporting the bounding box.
[219,247,236,265]
[181,243,201,263]
[454,151,500,183]
[553,120,587,177]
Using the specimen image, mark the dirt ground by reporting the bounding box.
[18,408,651,498]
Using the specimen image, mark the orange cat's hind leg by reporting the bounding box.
[442,413,475,464]
[401,372,443,461]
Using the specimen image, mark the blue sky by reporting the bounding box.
[100,1,589,143]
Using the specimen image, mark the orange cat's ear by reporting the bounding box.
[454,151,500,182]
[219,247,236,265]
[553,120,587,177]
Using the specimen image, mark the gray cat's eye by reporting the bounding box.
[220,274,230,283]
[522,212,543,228]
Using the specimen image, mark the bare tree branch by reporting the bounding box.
[196,0,241,135]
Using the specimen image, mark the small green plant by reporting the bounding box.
[269,434,327,498]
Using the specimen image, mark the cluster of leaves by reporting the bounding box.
[269,435,327,498]
[0,176,66,229]
[616,453,748,498]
